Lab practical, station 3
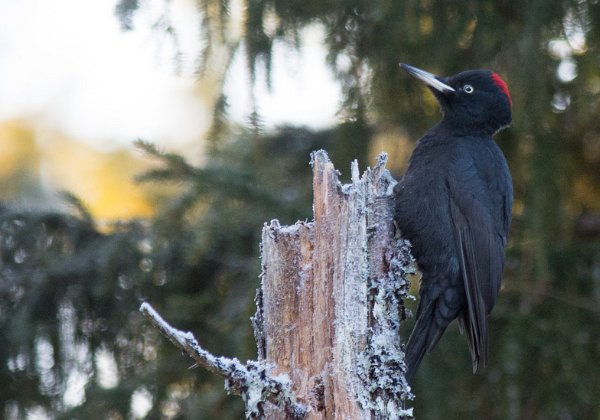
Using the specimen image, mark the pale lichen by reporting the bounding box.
[355,238,415,417]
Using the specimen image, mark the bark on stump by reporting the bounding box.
[141,150,414,418]
[254,150,414,418]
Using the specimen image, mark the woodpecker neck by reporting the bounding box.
[439,99,511,137]
[440,113,501,137]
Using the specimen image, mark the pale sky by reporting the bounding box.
[0,0,342,150]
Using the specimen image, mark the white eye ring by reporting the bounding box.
[463,84,474,94]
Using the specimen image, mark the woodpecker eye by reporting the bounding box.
[463,84,474,94]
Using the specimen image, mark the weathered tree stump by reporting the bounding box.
[254,150,413,418]
[141,150,414,418]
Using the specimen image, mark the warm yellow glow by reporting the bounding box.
[419,15,433,36]
[0,121,157,220]
[0,121,39,178]
[572,175,600,212]
[41,135,155,220]
[368,127,415,173]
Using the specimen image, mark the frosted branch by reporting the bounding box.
[139,302,307,419]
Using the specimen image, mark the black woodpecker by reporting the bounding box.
[394,64,513,384]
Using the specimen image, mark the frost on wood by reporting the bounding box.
[140,150,414,419]
[356,239,415,418]
[139,302,307,419]
[256,150,414,418]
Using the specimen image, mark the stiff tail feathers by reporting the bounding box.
[405,305,490,384]
[457,311,489,373]
[404,301,445,384]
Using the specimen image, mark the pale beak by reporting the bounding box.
[399,63,455,93]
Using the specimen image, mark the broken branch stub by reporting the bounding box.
[256,150,414,418]
[139,302,307,418]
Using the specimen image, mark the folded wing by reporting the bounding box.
[448,158,508,372]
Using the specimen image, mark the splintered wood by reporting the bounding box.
[255,150,413,419]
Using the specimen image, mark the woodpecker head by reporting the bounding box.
[400,63,512,135]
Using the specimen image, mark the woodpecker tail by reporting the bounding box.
[404,300,447,384]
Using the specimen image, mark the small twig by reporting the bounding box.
[139,302,307,419]
[140,302,228,377]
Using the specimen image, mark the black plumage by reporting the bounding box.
[394,64,513,384]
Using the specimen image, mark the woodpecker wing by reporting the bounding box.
[447,148,510,372]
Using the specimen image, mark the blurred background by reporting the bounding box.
[1,0,599,418]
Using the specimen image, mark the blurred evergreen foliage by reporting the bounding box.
[0,125,370,418]
[1,0,600,418]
